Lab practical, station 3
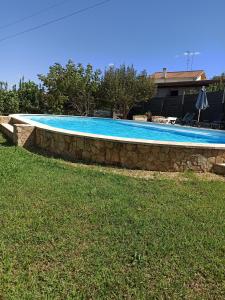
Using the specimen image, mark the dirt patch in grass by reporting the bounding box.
[60,160,225,182]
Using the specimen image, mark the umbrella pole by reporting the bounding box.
[198,109,201,122]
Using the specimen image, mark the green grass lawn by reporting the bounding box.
[0,133,225,299]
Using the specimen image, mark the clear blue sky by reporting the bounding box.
[0,0,224,85]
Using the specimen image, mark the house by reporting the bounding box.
[151,68,214,98]
[130,68,223,120]
[152,68,207,83]
[156,79,217,98]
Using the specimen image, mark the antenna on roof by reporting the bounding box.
[184,51,200,71]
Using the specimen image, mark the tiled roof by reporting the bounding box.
[152,70,206,80]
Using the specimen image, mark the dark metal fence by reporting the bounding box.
[129,91,224,121]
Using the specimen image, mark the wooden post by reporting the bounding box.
[222,88,225,104]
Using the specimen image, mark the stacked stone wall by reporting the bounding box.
[35,128,225,172]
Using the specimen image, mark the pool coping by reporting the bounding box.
[10,114,225,150]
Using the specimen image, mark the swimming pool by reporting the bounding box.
[8,114,225,172]
[20,115,225,145]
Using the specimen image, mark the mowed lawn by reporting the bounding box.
[0,133,225,299]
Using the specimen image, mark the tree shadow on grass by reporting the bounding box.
[0,133,13,147]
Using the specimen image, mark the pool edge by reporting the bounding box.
[9,114,225,150]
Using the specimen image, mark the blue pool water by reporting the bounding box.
[22,115,225,144]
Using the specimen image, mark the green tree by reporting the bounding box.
[99,65,156,118]
[208,73,225,92]
[0,90,19,114]
[0,91,4,114]
[0,81,8,91]
[0,82,8,113]
[38,60,101,115]
[38,63,68,114]
[18,78,43,113]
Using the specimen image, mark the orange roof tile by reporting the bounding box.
[152,70,206,80]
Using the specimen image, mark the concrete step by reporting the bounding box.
[0,123,14,140]
[213,163,225,176]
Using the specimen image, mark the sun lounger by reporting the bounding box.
[176,113,195,125]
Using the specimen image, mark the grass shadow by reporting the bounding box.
[0,133,13,147]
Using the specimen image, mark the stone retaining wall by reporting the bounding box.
[0,116,35,147]
[13,124,35,147]
[35,128,225,172]
[0,116,11,124]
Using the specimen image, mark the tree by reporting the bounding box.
[0,90,19,114]
[63,61,101,115]
[208,73,225,92]
[0,91,4,114]
[38,63,68,114]
[0,61,156,117]
[18,78,43,113]
[0,82,8,114]
[99,65,156,118]
[0,81,8,91]
[38,60,101,115]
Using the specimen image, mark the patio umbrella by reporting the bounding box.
[195,86,209,122]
